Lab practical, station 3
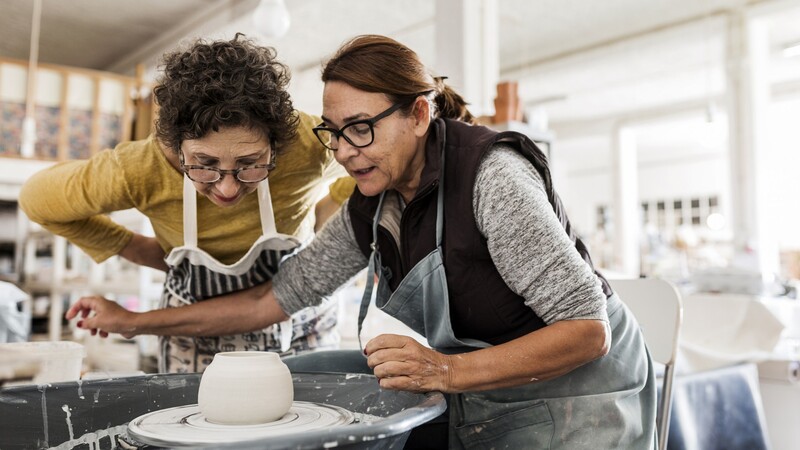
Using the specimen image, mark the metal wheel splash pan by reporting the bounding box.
[0,371,446,449]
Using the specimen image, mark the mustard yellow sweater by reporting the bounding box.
[19,112,356,265]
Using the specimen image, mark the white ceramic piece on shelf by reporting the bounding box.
[198,351,293,425]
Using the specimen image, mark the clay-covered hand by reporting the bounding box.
[65,296,137,339]
[365,334,455,393]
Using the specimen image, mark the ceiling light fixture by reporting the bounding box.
[782,41,800,58]
[252,0,291,39]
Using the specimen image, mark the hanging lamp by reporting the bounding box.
[252,0,290,39]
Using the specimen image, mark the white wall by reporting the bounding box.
[289,67,324,117]
[66,74,94,111]
[766,96,800,249]
[551,134,612,236]
[0,64,27,102]
[553,113,731,240]
[35,69,62,107]
[0,64,125,113]
[98,79,126,114]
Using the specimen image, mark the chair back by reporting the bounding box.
[609,278,683,450]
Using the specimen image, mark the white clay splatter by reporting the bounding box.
[38,384,49,447]
[62,404,74,441]
[49,424,128,450]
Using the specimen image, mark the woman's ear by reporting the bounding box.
[412,97,431,137]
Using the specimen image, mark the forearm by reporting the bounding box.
[273,204,367,314]
[118,233,169,271]
[131,282,289,337]
[446,319,610,393]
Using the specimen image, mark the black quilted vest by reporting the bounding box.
[348,118,611,345]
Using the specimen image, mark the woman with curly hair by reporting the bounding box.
[20,35,353,373]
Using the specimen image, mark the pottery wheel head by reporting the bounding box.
[127,401,355,446]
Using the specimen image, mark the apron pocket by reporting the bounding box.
[454,399,554,449]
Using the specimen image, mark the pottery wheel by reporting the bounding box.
[127,401,356,446]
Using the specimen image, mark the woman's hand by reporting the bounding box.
[118,233,169,271]
[65,296,137,339]
[366,320,610,394]
[365,334,456,393]
[62,282,289,339]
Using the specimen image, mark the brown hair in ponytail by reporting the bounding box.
[322,35,476,124]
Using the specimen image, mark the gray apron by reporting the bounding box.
[357,150,657,449]
[158,176,339,373]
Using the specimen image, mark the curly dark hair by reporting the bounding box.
[153,34,298,155]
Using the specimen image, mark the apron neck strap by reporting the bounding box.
[435,143,445,247]
[257,180,278,236]
[182,176,199,247]
[182,176,277,249]
[371,192,387,249]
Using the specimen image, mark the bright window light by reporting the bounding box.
[782,42,800,58]
[706,213,726,231]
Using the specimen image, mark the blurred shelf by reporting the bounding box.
[23,279,143,296]
[17,224,162,342]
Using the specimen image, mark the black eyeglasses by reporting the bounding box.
[179,150,276,184]
[312,101,406,151]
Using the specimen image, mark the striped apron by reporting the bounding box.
[158,176,339,373]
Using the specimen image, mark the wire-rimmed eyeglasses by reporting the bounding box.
[179,150,276,184]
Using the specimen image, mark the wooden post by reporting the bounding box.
[57,71,70,160]
[90,76,101,155]
[133,64,155,141]
[121,81,134,142]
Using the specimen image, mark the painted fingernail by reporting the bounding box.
[77,321,83,328]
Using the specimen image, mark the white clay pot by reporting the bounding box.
[198,351,293,425]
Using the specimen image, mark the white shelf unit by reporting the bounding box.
[19,209,164,341]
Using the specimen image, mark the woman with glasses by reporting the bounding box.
[61,34,656,449]
[19,35,353,373]
[287,35,657,449]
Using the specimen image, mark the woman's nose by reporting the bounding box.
[215,173,240,196]
[334,140,360,162]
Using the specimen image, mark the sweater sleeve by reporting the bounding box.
[473,145,607,324]
[18,149,136,262]
[272,200,368,314]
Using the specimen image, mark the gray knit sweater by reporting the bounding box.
[273,144,608,325]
